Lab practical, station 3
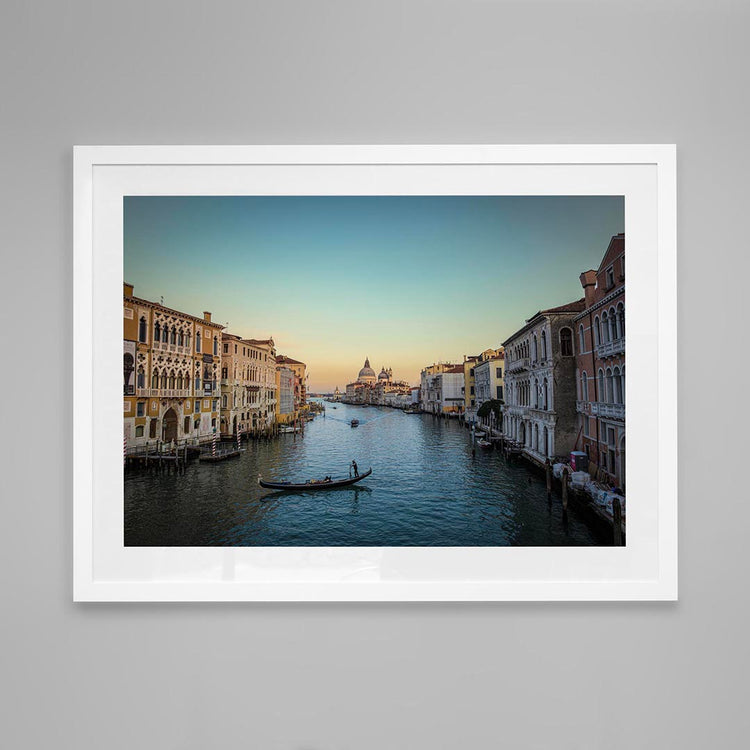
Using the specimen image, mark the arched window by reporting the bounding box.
[221,366,228,379]
[543,378,549,410]
[581,371,588,401]
[160,371,167,389]
[605,367,614,403]
[543,426,549,457]
[541,330,547,359]
[213,336,218,355]
[533,378,539,407]
[598,368,605,401]
[138,317,147,343]
[533,335,538,361]
[579,324,585,352]
[560,327,573,356]
[185,332,191,350]
[196,332,201,353]
[613,366,622,404]
[162,325,168,343]
[135,425,144,438]
[151,369,159,389]
[594,317,601,346]
[601,311,609,343]
[154,321,161,341]
[177,373,183,390]
[170,326,176,345]
[534,424,539,452]
[609,308,617,341]
[137,366,145,389]
[178,330,184,347]
[617,303,625,340]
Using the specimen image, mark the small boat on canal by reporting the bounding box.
[258,467,373,490]
[476,438,492,449]
[350,419,359,427]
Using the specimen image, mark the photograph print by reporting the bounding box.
[123,195,625,547]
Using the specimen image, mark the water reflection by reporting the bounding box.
[124,400,609,546]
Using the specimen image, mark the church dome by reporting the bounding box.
[378,367,389,380]
[358,357,376,381]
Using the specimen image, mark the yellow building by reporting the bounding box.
[123,283,224,449]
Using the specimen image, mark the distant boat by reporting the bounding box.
[258,467,373,490]
[476,438,492,449]
[350,419,359,427]
[279,425,300,434]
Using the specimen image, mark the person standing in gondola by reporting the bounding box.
[351,459,359,477]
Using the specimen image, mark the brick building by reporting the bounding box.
[574,233,625,488]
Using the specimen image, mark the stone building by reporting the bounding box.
[501,299,585,463]
[123,282,223,449]
[275,365,295,424]
[275,355,307,412]
[574,233,626,488]
[220,334,277,436]
[419,363,465,415]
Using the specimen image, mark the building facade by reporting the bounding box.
[123,283,223,449]
[473,348,505,405]
[276,355,307,412]
[462,354,480,419]
[501,299,585,463]
[419,363,465,415]
[275,365,295,424]
[574,233,626,488]
[219,334,277,436]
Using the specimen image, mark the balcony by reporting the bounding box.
[596,338,625,359]
[576,400,592,414]
[140,388,191,399]
[507,357,530,373]
[591,402,625,420]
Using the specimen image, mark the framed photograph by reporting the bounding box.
[74,144,676,601]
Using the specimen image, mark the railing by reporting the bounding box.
[596,338,625,359]
[591,402,625,420]
[507,357,530,372]
[576,400,592,413]
[138,388,191,398]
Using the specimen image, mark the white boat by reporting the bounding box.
[476,438,492,449]
[279,425,301,434]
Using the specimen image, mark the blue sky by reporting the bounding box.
[124,195,623,390]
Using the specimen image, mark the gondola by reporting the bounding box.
[258,467,372,490]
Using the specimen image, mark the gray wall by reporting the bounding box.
[2,2,747,748]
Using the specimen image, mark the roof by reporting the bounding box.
[539,299,586,315]
[501,298,586,346]
[124,294,225,329]
[276,355,305,366]
[445,365,465,374]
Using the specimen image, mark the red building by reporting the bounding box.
[574,233,626,489]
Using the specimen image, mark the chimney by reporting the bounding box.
[124,282,134,297]
[579,270,597,308]
[203,311,212,323]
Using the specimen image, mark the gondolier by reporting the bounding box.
[351,459,359,477]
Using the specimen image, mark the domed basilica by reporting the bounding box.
[344,358,411,407]
[357,357,391,385]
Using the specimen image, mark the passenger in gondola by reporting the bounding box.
[351,460,359,477]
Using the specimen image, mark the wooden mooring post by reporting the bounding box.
[545,459,552,500]
[561,468,569,510]
[613,497,623,546]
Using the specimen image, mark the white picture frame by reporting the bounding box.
[74,145,677,601]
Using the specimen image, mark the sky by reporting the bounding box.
[124,195,623,391]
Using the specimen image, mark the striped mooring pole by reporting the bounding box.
[236,425,241,450]
[123,433,127,465]
[212,428,217,457]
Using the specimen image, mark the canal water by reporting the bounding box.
[125,400,609,546]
